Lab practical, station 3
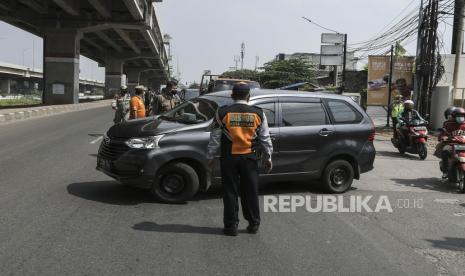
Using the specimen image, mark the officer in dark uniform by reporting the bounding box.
[207,83,273,236]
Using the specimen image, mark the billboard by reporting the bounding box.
[367,55,414,106]
[321,33,345,44]
[321,45,344,55]
[321,55,343,66]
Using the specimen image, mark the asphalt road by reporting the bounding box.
[1,107,465,275]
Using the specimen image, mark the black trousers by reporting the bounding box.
[391,117,398,130]
[220,154,260,228]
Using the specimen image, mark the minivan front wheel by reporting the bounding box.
[152,162,199,203]
[322,160,354,193]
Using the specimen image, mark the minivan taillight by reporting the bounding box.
[368,120,375,141]
[368,131,375,141]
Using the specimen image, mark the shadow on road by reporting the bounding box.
[67,181,155,205]
[132,221,223,235]
[376,150,420,160]
[193,180,333,201]
[425,237,465,251]
[391,177,456,193]
[68,180,356,205]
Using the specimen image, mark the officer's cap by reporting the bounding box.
[135,85,146,91]
[232,82,250,97]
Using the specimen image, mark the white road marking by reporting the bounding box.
[90,136,103,144]
[433,198,460,204]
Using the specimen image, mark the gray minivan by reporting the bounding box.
[97,89,376,203]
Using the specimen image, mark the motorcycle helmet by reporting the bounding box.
[452,107,465,124]
[444,106,457,120]
[404,100,414,110]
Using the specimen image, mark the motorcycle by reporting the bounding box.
[391,118,429,160]
[438,129,465,193]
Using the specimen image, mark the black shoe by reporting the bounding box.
[223,227,238,236]
[246,224,259,234]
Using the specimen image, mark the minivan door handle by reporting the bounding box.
[269,133,277,141]
[319,128,334,137]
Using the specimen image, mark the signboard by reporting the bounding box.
[321,33,345,44]
[321,55,343,66]
[367,55,414,106]
[321,45,343,55]
[52,83,65,95]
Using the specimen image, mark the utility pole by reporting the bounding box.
[452,0,465,104]
[32,38,35,71]
[234,56,240,70]
[414,0,424,108]
[386,45,394,127]
[426,0,439,113]
[451,0,464,54]
[240,42,245,70]
[254,56,259,71]
[340,33,347,94]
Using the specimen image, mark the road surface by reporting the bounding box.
[1,107,464,275]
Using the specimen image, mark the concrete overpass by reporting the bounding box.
[0,0,170,104]
[0,61,104,95]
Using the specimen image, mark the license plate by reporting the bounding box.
[413,126,426,131]
[98,158,112,171]
[455,145,465,151]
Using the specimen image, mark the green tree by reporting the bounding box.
[259,59,316,89]
[220,69,260,82]
[395,41,406,57]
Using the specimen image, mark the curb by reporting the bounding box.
[0,100,112,124]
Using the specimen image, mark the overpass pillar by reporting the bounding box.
[1,79,11,94]
[124,69,142,95]
[139,75,150,88]
[43,30,82,105]
[150,78,162,92]
[105,59,124,99]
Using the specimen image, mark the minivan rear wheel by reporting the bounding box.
[322,160,354,193]
[151,162,199,203]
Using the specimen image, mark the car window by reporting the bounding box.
[213,80,260,92]
[281,102,327,127]
[161,96,232,124]
[255,103,276,127]
[326,100,362,124]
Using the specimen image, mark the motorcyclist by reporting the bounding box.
[397,100,424,144]
[390,95,404,138]
[438,107,465,177]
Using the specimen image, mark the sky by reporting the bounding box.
[0,0,455,84]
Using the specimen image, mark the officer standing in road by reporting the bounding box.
[206,83,273,236]
[111,85,131,124]
[151,81,181,115]
[129,85,146,120]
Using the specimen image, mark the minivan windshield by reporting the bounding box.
[213,80,260,92]
[160,96,232,124]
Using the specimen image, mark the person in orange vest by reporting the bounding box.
[129,86,146,120]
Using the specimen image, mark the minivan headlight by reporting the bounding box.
[125,135,164,149]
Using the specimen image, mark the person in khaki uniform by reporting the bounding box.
[151,81,181,115]
[111,85,130,124]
